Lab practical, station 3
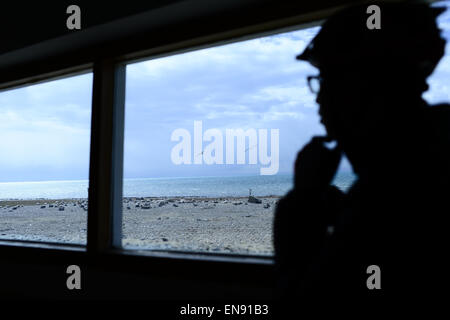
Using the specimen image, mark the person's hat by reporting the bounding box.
[297,2,446,77]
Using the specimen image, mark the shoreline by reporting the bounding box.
[0,195,282,206]
[0,195,280,255]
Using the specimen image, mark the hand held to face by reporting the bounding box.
[294,136,342,190]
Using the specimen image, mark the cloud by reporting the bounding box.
[418,1,450,104]
[127,28,319,81]
[123,26,325,178]
[0,73,92,182]
[244,84,316,109]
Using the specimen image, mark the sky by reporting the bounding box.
[0,73,92,182]
[123,26,323,178]
[0,1,450,182]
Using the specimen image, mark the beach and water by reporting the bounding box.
[0,173,356,255]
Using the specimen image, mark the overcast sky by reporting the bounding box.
[1,1,449,182]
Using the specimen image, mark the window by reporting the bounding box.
[0,73,92,245]
[0,0,448,259]
[122,26,356,255]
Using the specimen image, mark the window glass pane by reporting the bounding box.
[0,73,92,244]
[122,27,356,255]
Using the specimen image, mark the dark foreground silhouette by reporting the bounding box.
[273,2,450,311]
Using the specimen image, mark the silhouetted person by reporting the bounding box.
[273,2,450,313]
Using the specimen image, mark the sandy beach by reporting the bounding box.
[0,196,279,255]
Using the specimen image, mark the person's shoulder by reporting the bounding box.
[430,102,450,108]
[423,104,450,152]
[425,103,450,126]
[428,102,450,114]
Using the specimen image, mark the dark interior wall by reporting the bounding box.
[0,0,364,90]
[0,1,183,55]
[0,246,274,300]
[0,0,357,55]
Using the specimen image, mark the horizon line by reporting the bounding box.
[0,172,297,184]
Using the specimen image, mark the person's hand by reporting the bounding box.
[294,136,342,190]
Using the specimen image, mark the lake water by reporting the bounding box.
[0,172,356,200]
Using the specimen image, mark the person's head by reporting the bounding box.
[298,2,446,171]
